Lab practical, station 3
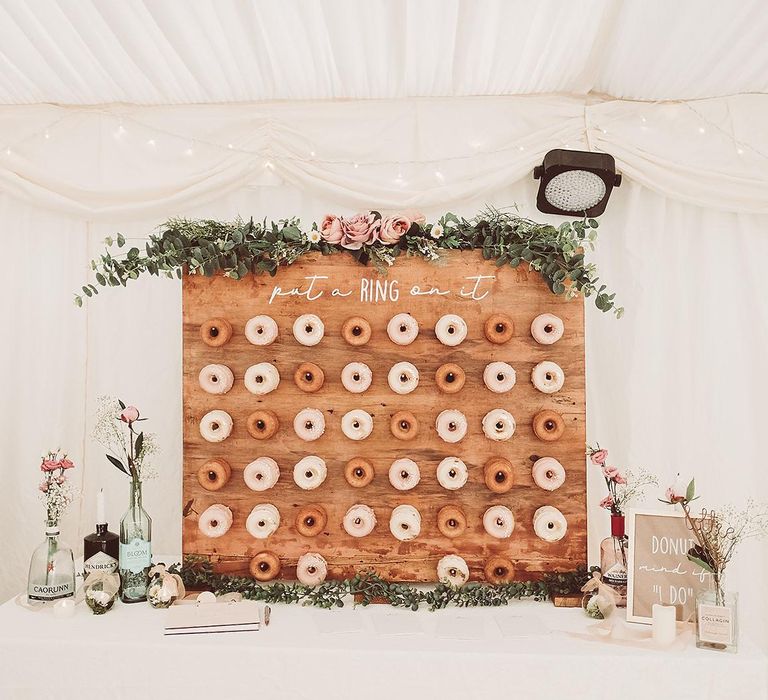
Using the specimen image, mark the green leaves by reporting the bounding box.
[687,553,715,574]
[106,454,129,476]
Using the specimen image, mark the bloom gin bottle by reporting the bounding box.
[119,479,152,602]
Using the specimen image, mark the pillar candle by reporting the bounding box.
[652,604,676,646]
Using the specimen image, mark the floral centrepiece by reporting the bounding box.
[38,449,76,526]
[588,445,657,517]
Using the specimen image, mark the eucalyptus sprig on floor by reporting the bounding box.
[75,207,622,317]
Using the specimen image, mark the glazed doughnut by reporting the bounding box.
[244,362,280,395]
[293,313,325,346]
[435,314,467,346]
[293,455,327,490]
[532,457,566,491]
[390,505,421,541]
[294,362,325,393]
[341,316,372,346]
[198,504,233,539]
[484,556,515,584]
[435,363,466,394]
[436,457,468,490]
[344,457,375,488]
[483,505,515,539]
[437,555,469,586]
[387,313,419,345]
[246,410,279,440]
[437,505,467,538]
[296,552,328,586]
[533,505,568,542]
[531,361,565,394]
[243,457,280,492]
[389,458,420,491]
[295,504,328,537]
[484,457,514,494]
[246,503,281,539]
[531,313,564,345]
[199,410,233,443]
[200,318,232,347]
[483,362,516,394]
[343,504,377,538]
[245,315,278,346]
[341,362,372,394]
[435,409,468,443]
[197,458,231,491]
[249,551,280,581]
[532,409,565,442]
[388,362,419,395]
[198,364,234,395]
[484,314,514,344]
[482,409,516,441]
[341,409,373,440]
[293,408,325,441]
[390,411,419,441]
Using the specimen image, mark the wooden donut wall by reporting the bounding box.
[182,250,586,582]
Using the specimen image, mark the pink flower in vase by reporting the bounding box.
[60,458,74,470]
[602,465,620,480]
[339,213,379,250]
[41,459,62,472]
[38,479,49,493]
[599,495,614,510]
[319,215,344,245]
[120,406,140,423]
[590,449,608,466]
[665,485,686,503]
[379,216,412,245]
[613,471,627,485]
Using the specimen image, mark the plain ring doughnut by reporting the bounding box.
[435,363,465,394]
[341,362,372,393]
[390,505,421,541]
[533,505,568,542]
[532,457,566,491]
[388,362,419,394]
[532,409,565,441]
[244,362,280,395]
[246,503,281,539]
[483,362,516,393]
[197,458,231,491]
[484,556,515,584]
[198,364,234,395]
[198,504,233,538]
[482,409,516,441]
[437,505,467,538]
[484,314,514,344]
[484,457,514,493]
[243,457,280,491]
[249,551,280,581]
[293,455,327,490]
[344,457,375,488]
[294,362,324,393]
[436,457,468,490]
[387,313,419,345]
[296,552,328,585]
[293,314,325,346]
[531,313,564,345]
[483,505,515,539]
[200,318,232,347]
[199,410,233,443]
[295,504,328,536]
[341,409,373,440]
[389,458,420,490]
[390,411,419,440]
[245,315,278,346]
[437,555,469,586]
[246,410,279,440]
[342,317,372,346]
[435,314,467,346]
[343,504,377,537]
[435,409,467,443]
[531,361,565,394]
[293,408,325,441]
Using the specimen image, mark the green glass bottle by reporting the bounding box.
[119,479,152,603]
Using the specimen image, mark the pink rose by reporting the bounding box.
[379,216,411,245]
[602,465,620,479]
[665,485,685,503]
[590,449,608,465]
[38,480,49,493]
[613,472,627,485]
[599,495,614,509]
[120,406,140,423]
[320,215,344,245]
[60,458,74,470]
[339,213,379,250]
[41,459,62,472]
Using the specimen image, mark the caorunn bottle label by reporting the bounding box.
[28,581,74,601]
[84,550,118,575]
[120,538,152,574]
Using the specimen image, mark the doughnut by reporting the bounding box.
[246,503,280,539]
[483,362,516,394]
[245,315,278,346]
[531,361,565,394]
[294,362,324,393]
[532,457,566,491]
[436,457,468,490]
[293,313,325,346]
[199,410,233,443]
[243,457,280,492]
[295,504,328,537]
[533,505,568,542]
[437,505,467,538]
[390,411,419,441]
[435,409,467,443]
[343,504,376,538]
[341,362,372,394]
[531,313,564,345]
[198,364,234,395]
[437,555,469,586]
[435,314,467,346]
[197,458,231,491]
[532,409,565,441]
[341,409,373,440]
[484,457,514,494]
[482,409,516,441]
[293,408,325,441]
[387,313,419,345]
[484,556,515,584]
[244,362,280,395]
[388,362,419,395]
[249,551,280,581]
[341,316,372,346]
[483,505,515,539]
[198,504,233,539]
[200,318,232,347]
[435,363,465,394]
[484,314,514,344]
[389,505,421,541]
[246,410,279,440]
[389,458,420,491]
[296,552,328,586]
[344,457,375,488]
[293,455,327,490]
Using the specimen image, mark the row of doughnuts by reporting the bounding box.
[200,312,564,348]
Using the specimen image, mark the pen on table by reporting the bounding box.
[264,605,271,627]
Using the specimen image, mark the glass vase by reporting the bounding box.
[27,521,76,602]
[119,479,152,603]
[696,585,738,652]
[599,514,628,607]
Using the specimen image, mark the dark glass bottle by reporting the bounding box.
[83,489,119,576]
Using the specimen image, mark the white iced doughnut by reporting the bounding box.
[293,408,325,441]
[243,457,280,492]
[387,313,419,345]
[293,455,327,490]
[245,315,278,346]
[296,552,328,586]
[343,504,377,537]
[198,364,234,395]
[246,503,281,539]
[341,362,372,393]
[293,314,325,346]
[483,362,516,394]
[198,504,233,539]
[531,361,565,394]
[389,458,421,491]
[435,314,468,346]
[483,505,515,539]
[436,457,468,490]
[244,362,280,395]
[435,409,468,443]
[387,362,419,395]
[437,555,469,586]
[341,409,373,440]
[531,313,564,345]
[482,409,516,441]
[389,505,421,541]
[533,505,568,542]
[199,410,233,443]
[532,457,566,491]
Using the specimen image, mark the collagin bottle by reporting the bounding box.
[119,479,152,602]
[27,522,76,602]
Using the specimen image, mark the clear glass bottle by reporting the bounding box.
[599,514,628,607]
[119,479,152,603]
[696,586,738,652]
[27,521,76,602]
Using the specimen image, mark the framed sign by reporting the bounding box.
[626,509,711,624]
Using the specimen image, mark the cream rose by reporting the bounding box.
[379,216,411,245]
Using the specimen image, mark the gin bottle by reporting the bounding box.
[27,522,76,602]
[119,479,152,602]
